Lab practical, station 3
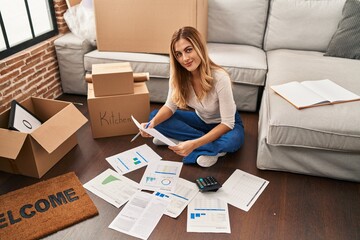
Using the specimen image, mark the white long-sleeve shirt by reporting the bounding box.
[165,69,236,129]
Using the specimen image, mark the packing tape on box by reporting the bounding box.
[85,72,149,83]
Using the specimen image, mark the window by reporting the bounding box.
[0,0,58,60]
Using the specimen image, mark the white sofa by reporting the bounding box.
[55,0,360,181]
[257,0,360,182]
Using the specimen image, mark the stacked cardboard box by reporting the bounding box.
[0,97,88,178]
[93,0,208,54]
[88,62,150,139]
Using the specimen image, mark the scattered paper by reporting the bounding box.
[109,191,170,240]
[216,169,269,212]
[83,168,140,208]
[187,193,231,233]
[159,178,199,218]
[131,115,177,146]
[139,160,183,193]
[106,144,162,175]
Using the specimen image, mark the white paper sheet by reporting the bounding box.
[157,178,199,218]
[187,193,231,233]
[216,169,269,212]
[106,144,162,175]
[139,160,183,193]
[131,115,177,146]
[109,191,170,240]
[83,168,140,208]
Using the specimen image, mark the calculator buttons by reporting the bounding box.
[195,176,221,192]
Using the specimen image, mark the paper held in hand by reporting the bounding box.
[271,79,360,109]
[131,115,177,146]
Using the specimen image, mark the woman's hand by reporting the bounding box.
[139,121,153,138]
[169,140,197,157]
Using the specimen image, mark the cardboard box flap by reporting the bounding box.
[0,128,27,159]
[30,104,88,153]
[31,97,71,122]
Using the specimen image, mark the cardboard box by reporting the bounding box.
[92,62,134,97]
[0,97,88,178]
[87,82,150,138]
[93,0,208,54]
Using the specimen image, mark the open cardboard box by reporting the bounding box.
[87,82,150,139]
[0,97,87,178]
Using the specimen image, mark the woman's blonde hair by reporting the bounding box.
[169,26,221,109]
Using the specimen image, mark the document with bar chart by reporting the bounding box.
[139,160,183,193]
[106,144,162,175]
[187,193,230,233]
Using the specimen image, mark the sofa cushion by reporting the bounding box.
[264,0,346,52]
[265,49,360,152]
[84,50,170,78]
[85,44,268,88]
[207,0,269,48]
[324,0,360,59]
[208,43,267,86]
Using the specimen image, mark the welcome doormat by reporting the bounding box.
[0,172,99,240]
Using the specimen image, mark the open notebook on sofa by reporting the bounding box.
[271,79,360,109]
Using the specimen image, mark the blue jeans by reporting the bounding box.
[149,109,245,164]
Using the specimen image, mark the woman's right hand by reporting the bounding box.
[140,121,153,138]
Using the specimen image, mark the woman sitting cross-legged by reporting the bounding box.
[139,26,244,167]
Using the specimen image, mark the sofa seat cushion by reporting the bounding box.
[265,49,360,152]
[84,50,170,78]
[208,43,267,86]
[85,44,268,88]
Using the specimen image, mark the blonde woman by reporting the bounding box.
[140,26,244,167]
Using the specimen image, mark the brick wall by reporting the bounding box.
[0,0,69,114]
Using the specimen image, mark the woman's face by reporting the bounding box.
[174,38,201,73]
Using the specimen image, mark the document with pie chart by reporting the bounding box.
[139,160,183,193]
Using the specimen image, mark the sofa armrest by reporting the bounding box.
[54,32,96,95]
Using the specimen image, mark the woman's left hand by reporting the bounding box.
[169,140,196,157]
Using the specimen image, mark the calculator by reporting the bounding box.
[195,176,222,192]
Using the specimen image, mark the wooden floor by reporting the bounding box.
[1,94,359,240]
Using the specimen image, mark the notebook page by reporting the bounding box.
[271,81,328,108]
[302,79,360,103]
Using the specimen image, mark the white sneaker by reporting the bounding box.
[196,152,226,167]
[152,138,180,145]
